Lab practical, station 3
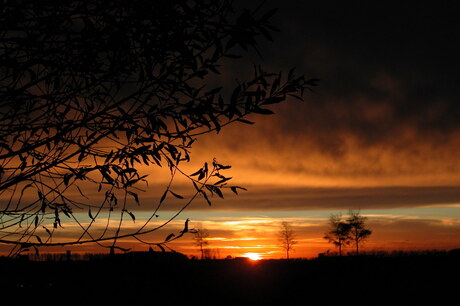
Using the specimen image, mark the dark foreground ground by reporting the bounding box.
[1,252,459,305]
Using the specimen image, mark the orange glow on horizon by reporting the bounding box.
[4,210,460,259]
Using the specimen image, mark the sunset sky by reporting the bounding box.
[3,1,460,259]
[110,1,460,259]
[161,1,460,259]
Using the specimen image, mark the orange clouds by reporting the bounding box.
[184,104,460,190]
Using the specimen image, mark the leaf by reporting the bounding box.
[37,190,43,200]
[214,177,232,185]
[203,162,208,175]
[230,186,248,195]
[61,211,66,222]
[127,211,136,222]
[198,170,206,181]
[88,208,94,220]
[127,191,140,205]
[214,187,224,199]
[202,191,212,206]
[190,169,202,177]
[76,185,89,199]
[236,118,254,125]
[39,198,48,213]
[209,113,221,133]
[160,189,168,204]
[216,164,231,170]
[181,218,190,234]
[43,226,51,236]
[78,151,85,162]
[35,235,42,244]
[141,154,150,165]
[20,183,34,197]
[192,181,201,192]
[288,67,296,79]
[270,76,280,96]
[169,190,184,199]
[253,107,275,115]
[20,160,27,171]
[287,93,304,101]
[121,168,137,174]
[99,168,114,184]
[63,173,73,186]
[262,96,285,105]
[165,233,175,242]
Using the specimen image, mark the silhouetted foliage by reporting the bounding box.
[278,221,297,259]
[324,214,351,256]
[324,211,373,256]
[347,210,372,256]
[0,0,316,256]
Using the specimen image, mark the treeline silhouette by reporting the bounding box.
[11,247,460,262]
[2,249,459,304]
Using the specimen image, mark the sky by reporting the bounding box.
[4,1,460,259]
[164,1,460,259]
[148,1,460,259]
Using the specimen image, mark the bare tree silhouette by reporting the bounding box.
[324,214,351,256]
[0,0,317,256]
[347,210,372,256]
[193,224,209,260]
[279,221,297,259]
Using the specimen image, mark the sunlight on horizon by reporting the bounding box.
[243,252,262,260]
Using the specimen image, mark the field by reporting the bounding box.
[1,251,458,305]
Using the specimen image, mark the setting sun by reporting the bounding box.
[243,253,262,261]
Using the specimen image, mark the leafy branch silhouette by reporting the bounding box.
[0,0,317,256]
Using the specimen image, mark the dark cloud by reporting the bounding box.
[131,185,460,212]
[215,185,460,211]
[231,1,460,158]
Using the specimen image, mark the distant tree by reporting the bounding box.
[210,248,221,259]
[278,221,297,259]
[193,225,209,260]
[346,210,372,256]
[0,0,316,256]
[324,214,351,256]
